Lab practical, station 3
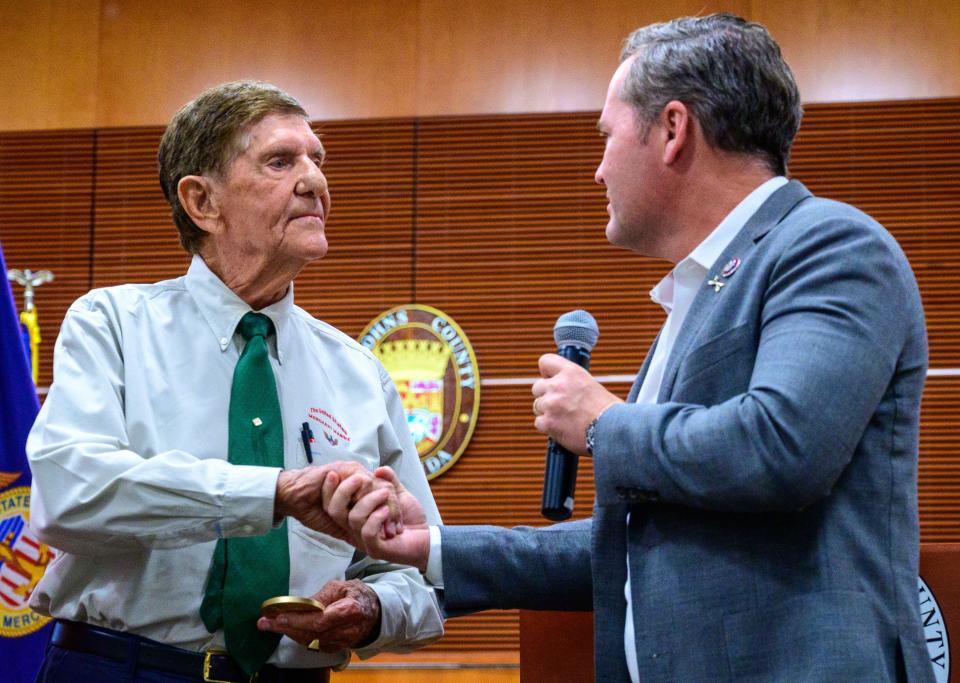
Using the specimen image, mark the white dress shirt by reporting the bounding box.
[27,255,444,669]
[623,176,788,681]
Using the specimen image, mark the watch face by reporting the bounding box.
[586,418,598,454]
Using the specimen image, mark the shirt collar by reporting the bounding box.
[649,176,788,310]
[184,255,295,362]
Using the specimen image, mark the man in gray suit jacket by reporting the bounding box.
[263,13,934,683]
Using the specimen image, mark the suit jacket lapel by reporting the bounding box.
[657,180,812,401]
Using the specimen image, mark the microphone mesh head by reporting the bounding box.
[553,310,599,351]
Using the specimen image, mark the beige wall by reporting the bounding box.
[1,0,959,129]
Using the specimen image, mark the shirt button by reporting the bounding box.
[242,524,254,534]
[219,337,228,347]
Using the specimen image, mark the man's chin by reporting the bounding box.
[301,239,329,262]
[605,220,630,249]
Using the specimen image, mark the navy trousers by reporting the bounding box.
[35,644,197,683]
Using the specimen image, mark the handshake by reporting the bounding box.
[260,461,431,651]
[273,460,429,570]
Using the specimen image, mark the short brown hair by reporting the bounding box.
[621,13,802,176]
[157,81,308,254]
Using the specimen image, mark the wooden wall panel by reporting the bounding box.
[918,377,960,542]
[753,0,960,103]
[299,120,416,330]
[414,0,748,116]
[3,0,960,130]
[2,98,958,657]
[94,0,420,127]
[0,130,95,387]
[0,0,99,130]
[91,127,187,287]
[415,113,662,379]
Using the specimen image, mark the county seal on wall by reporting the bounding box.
[359,305,480,480]
[0,483,56,636]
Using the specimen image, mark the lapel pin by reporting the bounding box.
[252,417,263,426]
[707,276,724,293]
[721,257,741,278]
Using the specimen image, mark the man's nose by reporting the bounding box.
[297,161,328,197]
[594,162,605,185]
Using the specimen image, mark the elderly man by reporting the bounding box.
[286,14,935,683]
[27,81,442,682]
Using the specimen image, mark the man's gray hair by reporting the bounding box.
[157,81,308,254]
[620,13,802,175]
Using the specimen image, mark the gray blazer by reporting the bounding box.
[440,181,934,682]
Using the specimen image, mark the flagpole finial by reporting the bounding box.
[7,268,54,312]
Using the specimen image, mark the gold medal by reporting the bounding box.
[259,595,325,619]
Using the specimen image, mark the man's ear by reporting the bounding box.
[660,100,691,165]
[177,175,222,234]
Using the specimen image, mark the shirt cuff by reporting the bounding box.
[218,465,282,538]
[424,525,443,588]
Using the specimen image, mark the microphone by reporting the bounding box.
[541,310,599,521]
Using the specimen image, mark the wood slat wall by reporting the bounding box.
[0,130,95,387]
[5,0,960,131]
[1,98,957,655]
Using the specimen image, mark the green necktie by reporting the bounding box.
[200,312,290,675]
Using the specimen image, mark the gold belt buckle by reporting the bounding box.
[202,649,234,683]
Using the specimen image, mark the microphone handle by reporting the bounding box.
[541,345,591,521]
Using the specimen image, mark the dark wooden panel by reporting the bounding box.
[415,113,662,380]
[919,377,960,542]
[91,127,187,287]
[3,98,958,658]
[299,119,415,330]
[0,129,95,387]
[4,0,960,130]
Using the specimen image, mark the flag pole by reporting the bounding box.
[5,269,53,387]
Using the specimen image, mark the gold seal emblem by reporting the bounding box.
[359,305,480,480]
[0,485,56,636]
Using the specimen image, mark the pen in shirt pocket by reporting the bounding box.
[300,421,315,464]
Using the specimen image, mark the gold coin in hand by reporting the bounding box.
[260,595,325,619]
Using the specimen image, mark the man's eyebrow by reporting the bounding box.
[259,143,326,159]
[260,143,295,157]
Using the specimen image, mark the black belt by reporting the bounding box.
[50,620,330,682]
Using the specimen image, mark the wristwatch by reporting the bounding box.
[585,417,599,456]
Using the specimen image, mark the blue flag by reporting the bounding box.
[0,241,53,681]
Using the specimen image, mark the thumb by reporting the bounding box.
[538,352,569,377]
[373,466,404,492]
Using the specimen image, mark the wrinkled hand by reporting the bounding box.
[257,579,381,652]
[323,466,431,572]
[275,462,399,541]
[532,353,623,454]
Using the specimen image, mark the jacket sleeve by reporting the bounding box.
[439,518,594,616]
[593,212,925,512]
